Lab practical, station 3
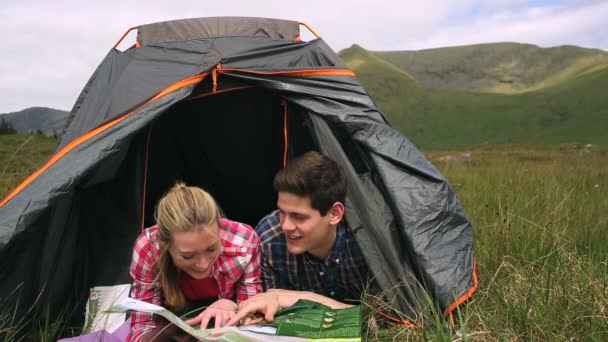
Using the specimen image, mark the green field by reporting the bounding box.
[2,134,607,340]
[362,144,608,340]
[427,145,608,340]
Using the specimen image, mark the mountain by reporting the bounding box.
[338,43,608,150]
[0,107,69,135]
[372,42,608,93]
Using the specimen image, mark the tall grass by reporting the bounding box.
[0,286,76,342]
[425,145,608,340]
[347,145,608,341]
[0,134,57,199]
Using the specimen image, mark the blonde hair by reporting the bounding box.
[153,182,223,309]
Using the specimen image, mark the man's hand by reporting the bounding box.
[185,298,237,329]
[225,292,281,326]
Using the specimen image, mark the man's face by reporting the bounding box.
[168,222,220,279]
[277,192,342,260]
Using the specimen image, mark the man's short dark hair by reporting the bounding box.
[274,151,347,215]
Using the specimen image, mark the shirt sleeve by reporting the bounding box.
[255,212,285,291]
[127,233,161,342]
[260,241,281,290]
[234,229,263,302]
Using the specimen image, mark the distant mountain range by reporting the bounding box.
[2,42,607,149]
[0,107,69,135]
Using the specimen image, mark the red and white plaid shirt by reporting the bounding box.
[127,218,262,341]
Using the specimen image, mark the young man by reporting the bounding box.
[228,151,372,325]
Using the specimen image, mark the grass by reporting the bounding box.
[2,135,607,340]
[0,134,57,199]
[0,285,76,342]
[350,144,608,341]
[424,144,608,340]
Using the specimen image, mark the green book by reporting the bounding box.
[240,299,362,340]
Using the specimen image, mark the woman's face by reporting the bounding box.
[168,221,221,279]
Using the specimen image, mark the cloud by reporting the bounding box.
[0,0,606,113]
[401,1,608,49]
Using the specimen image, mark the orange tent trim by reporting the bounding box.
[217,66,355,77]
[444,259,478,316]
[1,66,361,208]
[0,73,209,208]
[113,26,139,49]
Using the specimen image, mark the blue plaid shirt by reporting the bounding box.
[255,210,371,304]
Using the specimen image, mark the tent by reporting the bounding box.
[0,17,476,326]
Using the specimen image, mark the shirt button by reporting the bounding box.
[330,291,335,296]
[319,271,324,276]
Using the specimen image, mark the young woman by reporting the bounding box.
[127,183,262,342]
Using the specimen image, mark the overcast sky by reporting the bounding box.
[1,0,607,113]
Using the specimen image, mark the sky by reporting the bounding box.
[1,0,607,114]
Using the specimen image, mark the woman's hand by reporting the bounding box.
[225,292,281,326]
[185,298,237,329]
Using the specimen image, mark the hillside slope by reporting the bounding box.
[339,45,425,123]
[370,43,608,94]
[340,45,608,150]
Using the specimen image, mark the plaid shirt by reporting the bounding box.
[256,210,370,305]
[128,218,262,342]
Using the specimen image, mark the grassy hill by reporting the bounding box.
[339,44,608,150]
[372,42,608,93]
[339,45,426,119]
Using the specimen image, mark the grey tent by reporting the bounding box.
[0,17,476,326]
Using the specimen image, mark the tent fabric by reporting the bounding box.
[137,17,300,45]
[0,17,475,326]
[58,36,346,150]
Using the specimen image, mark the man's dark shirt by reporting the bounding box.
[255,210,371,304]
